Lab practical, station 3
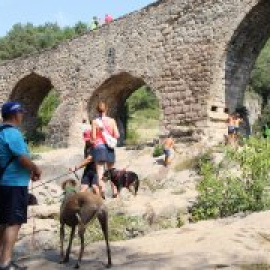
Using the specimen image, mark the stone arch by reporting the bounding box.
[10,72,57,137]
[87,72,161,141]
[225,0,270,112]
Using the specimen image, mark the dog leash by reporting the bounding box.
[30,181,37,251]
[31,171,76,190]
[72,171,80,182]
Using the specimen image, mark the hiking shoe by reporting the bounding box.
[0,262,27,270]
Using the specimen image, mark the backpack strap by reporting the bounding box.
[0,124,17,180]
[100,117,114,137]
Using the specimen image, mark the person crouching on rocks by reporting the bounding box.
[162,135,175,167]
[70,129,99,195]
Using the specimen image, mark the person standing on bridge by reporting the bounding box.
[105,14,113,24]
[90,16,99,30]
[0,102,41,270]
[91,101,119,199]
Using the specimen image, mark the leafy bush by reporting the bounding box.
[153,144,163,157]
[38,89,60,128]
[26,90,60,145]
[191,137,270,221]
[0,22,88,61]
[249,39,270,103]
[253,103,270,135]
[125,128,140,145]
[126,86,159,115]
[174,151,212,173]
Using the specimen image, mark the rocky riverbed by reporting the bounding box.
[14,144,270,269]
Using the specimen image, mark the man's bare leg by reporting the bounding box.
[0,224,21,266]
[0,225,6,257]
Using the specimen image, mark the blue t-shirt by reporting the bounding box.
[0,125,31,186]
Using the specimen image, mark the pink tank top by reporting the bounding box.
[95,117,114,146]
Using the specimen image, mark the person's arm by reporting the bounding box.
[113,119,120,139]
[71,156,92,172]
[6,129,41,181]
[18,156,41,181]
[92,120,97,141]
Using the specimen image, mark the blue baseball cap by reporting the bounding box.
[1,102,24,118]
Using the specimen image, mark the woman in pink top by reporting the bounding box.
[105,14,113,24]
[92,101,119,198]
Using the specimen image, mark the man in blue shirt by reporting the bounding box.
[0,102,41,270]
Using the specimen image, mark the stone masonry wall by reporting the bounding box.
[0,0,266,147]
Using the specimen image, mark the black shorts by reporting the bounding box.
[81,170,98,187]
[0,186,28,225]
[93,144,115,163]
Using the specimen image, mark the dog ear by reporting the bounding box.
[71,179,78,187]
[61,180,67,190]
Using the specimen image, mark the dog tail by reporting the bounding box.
[134,176,140,196]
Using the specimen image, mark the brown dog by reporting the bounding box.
[60,179,112,268]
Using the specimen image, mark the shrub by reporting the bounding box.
[38,89,60,128]
[153,144,163,157]
[253,103,270,135]
[126,86,159,114]
[125,128,140,145]
[191,137,270,221]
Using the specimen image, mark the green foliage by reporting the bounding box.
[250,39,270,101]
[125,128,140,145]
[191,138,270,221]
[25,90,60,145]
[70,215,148,244]
[38,89,60,128]
[125,86,160,144]
[153,144,163,157]
[74,21,88,35]
[253,104,270,135]
[126,86,159,115]
[0,22,88,61]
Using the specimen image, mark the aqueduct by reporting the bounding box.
[0,0,269,147]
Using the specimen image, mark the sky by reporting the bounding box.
[0,0,155,37]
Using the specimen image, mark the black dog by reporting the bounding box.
[103,168,139,196]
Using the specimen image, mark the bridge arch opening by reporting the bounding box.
[87,72,161,144]
[225,0,270,113]
[10,72,60,143]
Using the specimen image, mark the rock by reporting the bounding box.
[16,231,58,257]
[19,219,58,239]
[22,211,270,269]
[29,204,60,219]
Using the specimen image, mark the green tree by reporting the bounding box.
[74,21,88,35]
[250,39,270,103]
[127,86,159,114]
[0,21,87,61]
[38,89,60,129]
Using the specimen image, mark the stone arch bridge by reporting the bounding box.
[0,0,268,147]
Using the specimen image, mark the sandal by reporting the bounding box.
[0,262,27,270]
